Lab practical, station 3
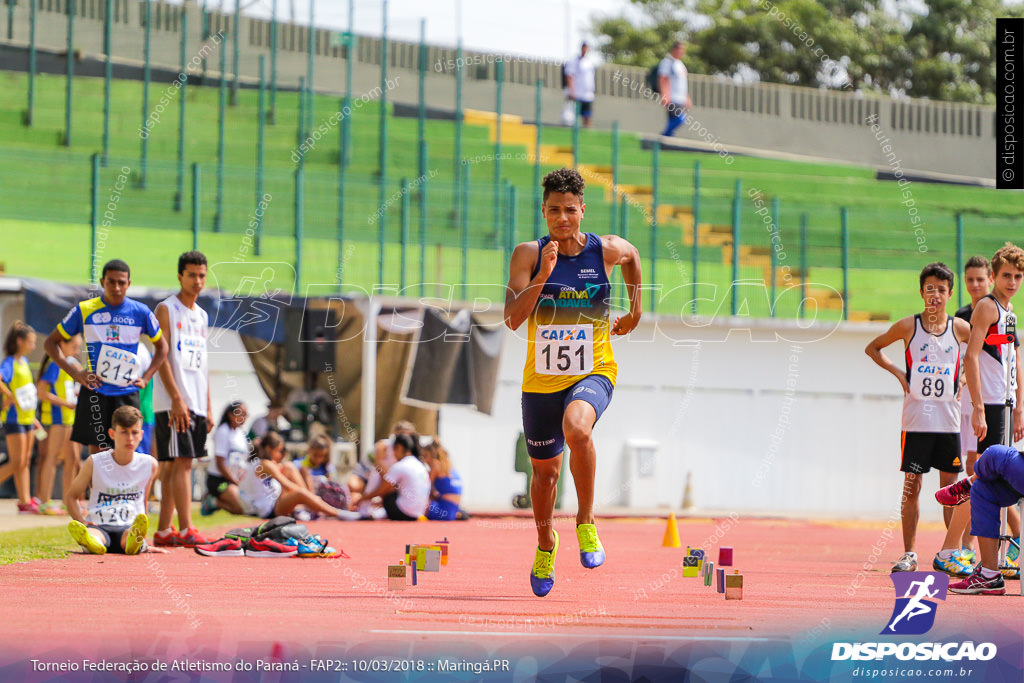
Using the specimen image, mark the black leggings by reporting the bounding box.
[382,491,418,521]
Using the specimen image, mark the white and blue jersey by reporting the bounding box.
[57,296,163,397]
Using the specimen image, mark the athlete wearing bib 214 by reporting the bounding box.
[505,168,642,598]
[865,263,971,575]
[43,260,168,453]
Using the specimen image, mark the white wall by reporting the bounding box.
[440,313,956,521]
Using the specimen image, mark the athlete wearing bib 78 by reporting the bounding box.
[504,168,642,597]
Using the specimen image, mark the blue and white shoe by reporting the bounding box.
[530,530,559,597]
[576,523,605,569]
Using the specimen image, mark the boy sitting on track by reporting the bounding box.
[63,406,158,555]
[865,262,971,573]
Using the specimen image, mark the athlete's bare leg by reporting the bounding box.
[939,471,958,528]
[530,454,562,552]
[564,400,598,527]
[157,461,175,533]
[901,472,923,553]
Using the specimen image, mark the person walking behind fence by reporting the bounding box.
[658,41,691,137]
[564,42,597,128]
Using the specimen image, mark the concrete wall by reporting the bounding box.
[442,311,939,521]
[2,0,995,179]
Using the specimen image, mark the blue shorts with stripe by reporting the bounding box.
[521,375,614,460]
[970,445,1024,540]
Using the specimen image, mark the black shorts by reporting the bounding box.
[578,100,593,118]
[521,375,614,460]
[155,411,208,462]
[2,423,31,434]
[206,474,231,497]
[87,524,133,554]
[70,387,141,449]
[382,491,418,521]
[901,431,962,474]
[978,404,1011,453]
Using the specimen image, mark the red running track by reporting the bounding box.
[1,515,1020,660]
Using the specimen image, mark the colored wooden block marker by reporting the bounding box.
[719,547,733,566]
[682,555,700,577]
[387,564,407,591]
[411,560,418,586]
[716,567,725,594]
[422,548,441,572]
[703,561,715,586]
[435,538,450,566]
[688,548,706,560]
[725,573,743,600]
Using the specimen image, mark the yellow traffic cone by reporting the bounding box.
[662,513,681,547]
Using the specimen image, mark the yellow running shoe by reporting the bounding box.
[125,514,149,555]
[68,521,106,555]
[530,530,559,597]
[576,523,606,568]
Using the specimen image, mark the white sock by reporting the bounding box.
[937,549,955,560]
[979,566,1001,579]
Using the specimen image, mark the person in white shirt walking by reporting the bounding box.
[564,42,597,128]
[658,41,692,137]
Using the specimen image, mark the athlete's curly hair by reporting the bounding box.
[992,242,1024,276]
[542,167,585,203]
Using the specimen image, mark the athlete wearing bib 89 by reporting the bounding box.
[866,262,971,575]
[902,314,963,472]
[505,168,642,598]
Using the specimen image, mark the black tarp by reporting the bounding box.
[403,308,503,414]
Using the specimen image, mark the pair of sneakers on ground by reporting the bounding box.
[195,534,340,558]
[893,477,1021,595]
[68,515,149,556]
[530,523,604,597]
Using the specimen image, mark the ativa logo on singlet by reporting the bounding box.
[92,312,112,324]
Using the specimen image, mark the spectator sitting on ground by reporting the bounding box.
[298,434,335,491]
[346,420,418,500]
[350,433,430,521]
[422,436,465,521]
[249,402,289,443]
[201,400,249,516]
[237,431,347,520]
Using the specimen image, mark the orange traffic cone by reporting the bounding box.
[662,513,681,547]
